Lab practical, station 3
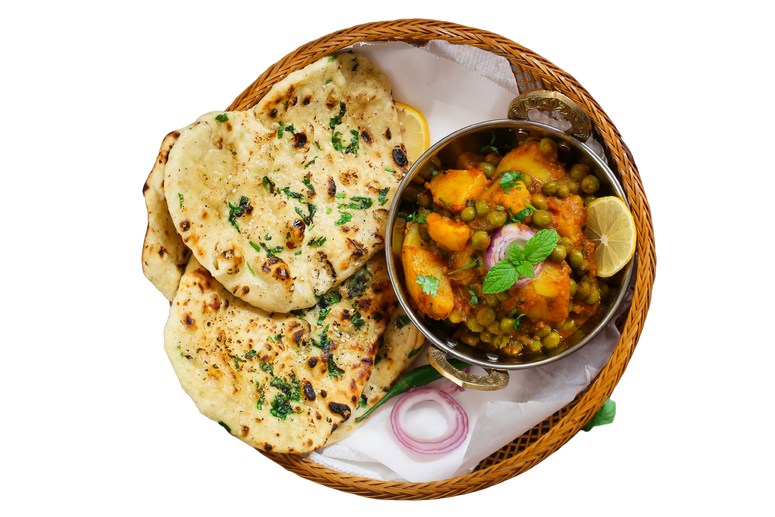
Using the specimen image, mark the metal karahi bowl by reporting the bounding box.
[385,91,634,390]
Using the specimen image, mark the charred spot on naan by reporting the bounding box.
[213,244,244,275]
[317,250,337,281]
[262,256,294,290]
[285,218,306,249]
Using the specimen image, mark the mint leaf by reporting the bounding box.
[482,261,518,294]
[508,242,525,263]
[582,399,616,432]
[523,229,559,265]
[515,261,536,278]
[416,274,440,296]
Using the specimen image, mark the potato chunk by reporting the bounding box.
[426,213,471,251]
[513,261,571,325]
[479,179,531,214]
[427,168,489,212]
[548,194,586,244]
[496,139,565,185]
[401,222,454,320]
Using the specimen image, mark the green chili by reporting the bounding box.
[354,359,470,422]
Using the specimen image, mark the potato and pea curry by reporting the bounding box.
[393,132,612,359]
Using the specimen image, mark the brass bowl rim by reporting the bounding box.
[385,118,634,371]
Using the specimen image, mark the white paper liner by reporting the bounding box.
[304,41,627,483]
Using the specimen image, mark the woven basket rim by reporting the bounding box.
[228,18,656,500]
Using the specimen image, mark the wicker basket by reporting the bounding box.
[227,19,657,500]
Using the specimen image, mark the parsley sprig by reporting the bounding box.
[482,229,558,294]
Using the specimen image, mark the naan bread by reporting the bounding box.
[164,53,409,313]
[165,254,398,454]
[142,131,190,300]
[326,308,423,445]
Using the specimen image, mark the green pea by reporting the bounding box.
[535,325,552,338]
[556,184,570,199]
[599,281,610,301]
[439,208,453,218]
[487,210,508,227]
[418,225,431,241]
[575,281,591,300]
[479,162,497,179]
[581,175,600,194]
[417,190,433,208]
[486,321,503,335]
[542,331,561,349]
[569,163,589,182]
[466,318,485,333]
[528,339,543,352]
[530,194,548,211]
[461,206,477,222]
[569,278,577,297]
[521,174,533,187]
[550,245,567,262]
[476,307,496,326]
[560,237,573,248]
[402,186,420,202]
[484,153,501,166]
[471,230,491,251]
[560,318,576,332]
[542,181,558,196]
[577,260,591,274]
[585,286,601,304]
[539,138,558,156]
[567,181,580,195]
[569,248,584,268]
[479,329,493,344]
[493,335,509,348]
[475,200,491,217]
[584,195,597,206]
[484,294,500,308]
[499,318,516,334]
[533,210,552,227]
[460,330,480,346]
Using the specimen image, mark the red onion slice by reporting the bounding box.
[390,387,469,454]
[484,223,543,288]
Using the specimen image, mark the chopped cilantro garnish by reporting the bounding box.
[262,175,275,194]
[345,196,372,210]
[499,171,524,194]
[178,193,184,208]
[335,211,352,226]
[396,315,411,328]
[227,196,252,233]
[351,311,365,330]
[215,114,229,123]
[304,157,318,170]
[378,187,389,206]
[416,274,440,296]
[329,101,346,129]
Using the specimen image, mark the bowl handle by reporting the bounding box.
[427,346,509,391]
[508,90,592,142]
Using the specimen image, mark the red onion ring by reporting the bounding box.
[390,387,469,455]
[484,223,543,288]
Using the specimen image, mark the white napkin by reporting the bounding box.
[307,41,625,483]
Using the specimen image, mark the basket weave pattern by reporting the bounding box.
[228,19,656,500]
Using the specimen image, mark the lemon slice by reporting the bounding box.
[395,101,430,164]
[585,196,637,277]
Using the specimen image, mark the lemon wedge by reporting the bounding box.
[395,101,430,164]
[585,196,637,277]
